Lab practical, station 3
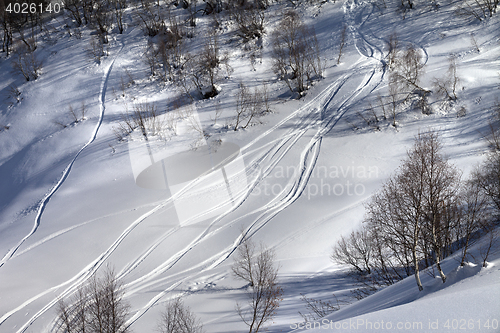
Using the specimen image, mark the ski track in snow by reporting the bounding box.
[123,0,390,325]
[0,43,124,270]
[2,1,404,330]
[0,39,125,332]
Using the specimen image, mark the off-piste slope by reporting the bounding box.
[0,0,499,332]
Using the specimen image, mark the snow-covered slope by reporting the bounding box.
[0,0,499,332]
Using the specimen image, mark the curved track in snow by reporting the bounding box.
[121,0,391,324]
[0,40,125,332]
[0,44,124,270]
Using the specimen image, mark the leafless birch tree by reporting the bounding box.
[232,236,283,333]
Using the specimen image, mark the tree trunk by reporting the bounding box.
[413,224,423,291]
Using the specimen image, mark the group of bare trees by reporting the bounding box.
[1,0,49,56]
[63,0,129,64]
[331,131,500,293]
[55,268,131,333]
[396,0,499,20]
[114,102,166,140]
[344,33,430,131]
[56,268,205,333]
[271,9,322,97]
[457,0,499,21]
[143,8,185,79]
[230,0,266,43]
[64,0,128,37]
[1,0,47,79]
[143,9,231,99]
[153,236,283,333]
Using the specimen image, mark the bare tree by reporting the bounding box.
[434,55,460,101]
[470,33,481,53]
[458,174,489,266]
[331,226,373,275]
[337,24,347,65]
[83,0,96,25]
[392,44,426,93]
[56,285,88,333]
[157,297,204,333]
[94,0,112,43]
[475,151,500,214]
[485,103,500,152]
[137,0,164,36]
[89,35,106,64]
[156,13,185,82]
[479,220,499,267]
[55,267,131,333]
[87,268,131,333]
[234,82,250,132]
[456,0,499,21]
[419,133,462,283]
[115,102,165,140]
[186,0,198,27]
[232,237,283,333]
[388,44,428,114]
[179,31,230,99]
[0,5,13,56]
[112,0,127,34]
[233,82,267,131]
[386,33,400,70]
[365,174,425,290]
[197,31,226,98]
[387,76,399,127]
[144,41,159,76]
[63,0,84,26]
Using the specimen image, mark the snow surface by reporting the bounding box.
[0,0,499,332]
